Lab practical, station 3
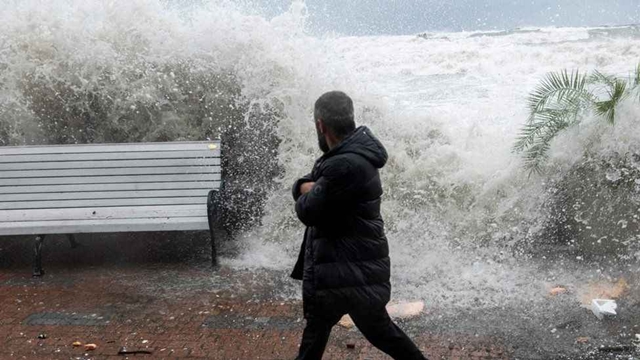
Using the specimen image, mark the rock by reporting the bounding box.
[339,315,355,329]
[549,287,567,296]
[338,301,425,329]
[580,279,628,305]
[602,279,627,298]
[386,301,425,318]
[576,337,590,344]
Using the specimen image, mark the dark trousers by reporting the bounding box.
[295,306,427,360]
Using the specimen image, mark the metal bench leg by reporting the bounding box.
[209,226,218,268]
[33,235,45,277]
[207,190,221,268]
[68,234,79,249]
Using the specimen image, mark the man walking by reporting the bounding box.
[291,91,427,360]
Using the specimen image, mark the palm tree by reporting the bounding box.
[513,64,640,174]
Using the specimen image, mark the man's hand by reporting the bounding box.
[300,182,315,195]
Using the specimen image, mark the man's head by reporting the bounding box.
[314,91,356,153]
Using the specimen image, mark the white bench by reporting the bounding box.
[0,141,222,276]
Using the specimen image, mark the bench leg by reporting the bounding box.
[209,227,217,268]
[33,235,45,277]
[68,234,79,249]
[207,190,221,268]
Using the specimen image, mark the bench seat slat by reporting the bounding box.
[0,174,221,186]
[0,150,220,163]
[0,166,220,179]
[0,189,211,202]
[0,217,209,236]
[0,197,207,210]
[0,141,220,155]
[0,182,220,194]
[0,158,221,171]
[0,205,205,222]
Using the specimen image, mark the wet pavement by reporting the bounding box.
[0,269,507,359]
[0,233,637,359]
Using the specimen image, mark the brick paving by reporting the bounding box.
[0,235,510,359]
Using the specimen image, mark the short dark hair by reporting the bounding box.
[314,91,356,138]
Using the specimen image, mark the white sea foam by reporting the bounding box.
[223,6,640,309]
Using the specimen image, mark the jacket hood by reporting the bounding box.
[325,126,388,169]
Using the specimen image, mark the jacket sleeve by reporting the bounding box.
[292,173,314,201]
[295,158,353,227]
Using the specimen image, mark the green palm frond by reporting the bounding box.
[633,63,640,101]
[516,109,575,174]
[593,78,627,124]
[513,108,577,152]
[521,142,550,175]
[527,70,589,116]
[589,70,616,87]
[515,65,637,174]
[516,70,590,173]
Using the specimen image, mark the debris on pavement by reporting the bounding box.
[84,343,97,351]
[549,287,567,296]
[346,343,355,349]
[339,315,355,329]
[72,341,82,347]
[576,337,589,344]
[37,333,47,339]
[580,279,629,304]
[339,301,425,329]
[387,301,425,318]
[590,299,617,320]
[598,344,636,353]
[118,346,153,355]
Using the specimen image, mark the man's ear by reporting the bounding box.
[317,119,326,134]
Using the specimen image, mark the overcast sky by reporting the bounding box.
[246,0,640,36]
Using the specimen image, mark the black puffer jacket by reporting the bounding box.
[291,126,391,317]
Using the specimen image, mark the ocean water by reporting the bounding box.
[1,1,639,311]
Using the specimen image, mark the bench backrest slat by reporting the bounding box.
[2,189,211,202]
[0,182,220,194]
[0,142,216,155]
[0,173,220,186]
[0,197,207,210]
[0,150,219,163]
[0,166,219,179]
[0,158,219,171]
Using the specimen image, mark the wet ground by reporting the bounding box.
[0,233,638,359]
